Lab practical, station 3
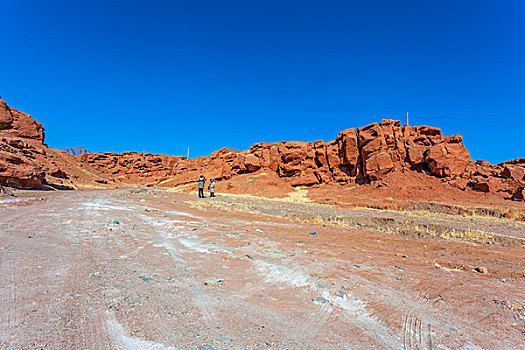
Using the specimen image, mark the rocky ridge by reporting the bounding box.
[0,97,523,201]
[80,119,524,200]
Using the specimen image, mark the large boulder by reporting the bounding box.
[502,165,525,183]
[363,153,394,181]
[0,103,14,129]
[244,154,261,172]
[424,143,470,178]
[357,121,405,181]
[291,168,319,186]
[470,176,504,193]
[357,123,388,181]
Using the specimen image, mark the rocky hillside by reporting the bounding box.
[0,97,523,201]
[79,120,524,201]
[0,98,113,189]
[0,97,47,188]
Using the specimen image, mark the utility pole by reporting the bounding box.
[406,112,409,126]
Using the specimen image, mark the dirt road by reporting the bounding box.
[1,189,524,349]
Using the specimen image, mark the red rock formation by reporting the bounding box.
[0,97,46,188]
[70,118,525,200]
[0,147,43,189]
[511,187,524,202]
[0,98,45,141]
[79,152,185,182]
[501,165,525,183]
[0,96,523,201]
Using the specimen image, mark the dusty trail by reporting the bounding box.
[1,189,524,349]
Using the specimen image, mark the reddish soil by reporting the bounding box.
[1,189,524,349]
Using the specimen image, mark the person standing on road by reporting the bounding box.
[208,178,216,197]
[198,175,206,198]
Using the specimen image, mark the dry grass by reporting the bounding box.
[440,228,493,242]
[176,189,524,246]
[166,183,194,192]
[74,183,108,189]
[203,187,312,204]
[294,214,347,227]
[284,187,311,203]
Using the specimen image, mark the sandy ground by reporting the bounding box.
[1,189,524,349]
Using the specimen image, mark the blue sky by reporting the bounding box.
[1,0,524,164]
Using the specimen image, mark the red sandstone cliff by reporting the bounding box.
[0,98,46,188]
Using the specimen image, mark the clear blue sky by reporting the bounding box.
[1,0,524,164]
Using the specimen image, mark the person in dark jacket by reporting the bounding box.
[197,175,206,198]
[208,178,216,197]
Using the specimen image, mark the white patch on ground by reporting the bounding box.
[252,259,404,349]
[178,237,211,253]
[166,210,197,218]
[153,241,186,263]
[458,344,485,350]
[254,260,310,287]
[139,215,190,234]
[79,201,133,211]
[106,312,178,350]
[321,290,367,312]
[0,206,19,211]
[320,290,403,349]
[229,219,301,228]
[0,198,27,204]
[151,219,186,226]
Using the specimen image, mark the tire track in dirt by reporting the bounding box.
[2,190,524,348]
[1,196,72,348]
[0,250,17,347]
[126,191,524,349]
[44,194,114,349]
[403,314,433,350]
[289,303,333,341]
[107,195,238,344]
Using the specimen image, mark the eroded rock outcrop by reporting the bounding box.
[0,97,47,188]
[73,117,524,200]
[79,152,185,182]
[0,147,43,189]
[0,96,523,199]
[0,98,45,141]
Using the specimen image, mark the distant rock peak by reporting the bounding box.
[64,147,90,156]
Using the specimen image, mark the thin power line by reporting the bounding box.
[415,113,525,120]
